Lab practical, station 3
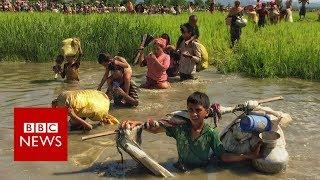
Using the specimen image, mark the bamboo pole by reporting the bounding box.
[81,130,118,141]
[258,96,284,104]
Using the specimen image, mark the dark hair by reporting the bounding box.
[56,55,64,64]
[98,53,112,64]
[189,15,197,21]
[160,33,170,46]
[187,91,210,109]
[180,23,193,34]
[235,0,240,6]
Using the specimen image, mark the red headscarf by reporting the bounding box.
[154,38,167,49]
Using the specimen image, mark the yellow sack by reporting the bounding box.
[55,90,119,125]
[194,42,209,72]
[61,38,83,57]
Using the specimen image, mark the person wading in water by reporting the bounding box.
[121,92,262,171]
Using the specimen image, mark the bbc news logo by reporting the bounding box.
[14,108,68,161]
[21,123,62,147]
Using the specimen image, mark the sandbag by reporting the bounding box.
[194,42,209,72]
[61,37,82,57]
[55,90,119,124]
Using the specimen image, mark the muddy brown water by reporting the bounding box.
[0,62,319,180]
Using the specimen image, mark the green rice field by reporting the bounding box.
[0,12,319,79]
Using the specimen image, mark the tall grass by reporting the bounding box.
[0,12,319,79]
[220,12,320,79]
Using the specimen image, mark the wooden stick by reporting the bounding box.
[81,97,284,141]
[133,51,141,65]
[133,34,147,65]
[81,130,118,141]
[258,96,284,104]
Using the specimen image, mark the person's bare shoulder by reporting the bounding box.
[115,56,128,63]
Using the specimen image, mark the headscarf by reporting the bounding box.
[154,38,167,49]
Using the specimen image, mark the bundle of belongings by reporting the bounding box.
[220,105,292,174]
[61,37,83,57]
[53,90,119,126]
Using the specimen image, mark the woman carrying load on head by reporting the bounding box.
[226,0,243,48]
[52,38,83,82]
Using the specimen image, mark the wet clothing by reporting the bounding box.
[143,52,170,83]
[165,46,180,77]
[164,122,224,167]
[61,61,80,81]
[113,80,139,107]
[167,66,179,77]
[179,73,195,81]
[143,76,168,89]
[178,40,201,80]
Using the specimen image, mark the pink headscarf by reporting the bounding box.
[154,38,167,49]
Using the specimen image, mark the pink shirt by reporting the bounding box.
[146,52,170,82]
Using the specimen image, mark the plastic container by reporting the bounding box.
[240,115,271,133]
[259,131,280,148]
